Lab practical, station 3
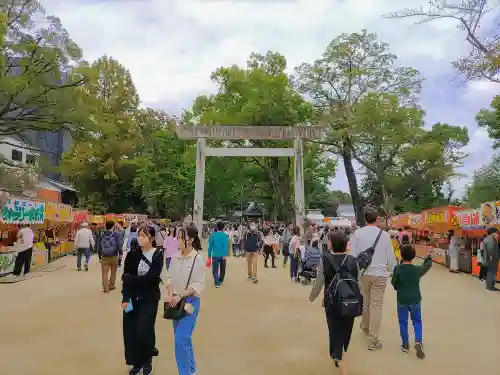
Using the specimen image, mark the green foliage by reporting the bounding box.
[0,0,93,140]
[477,95,500,148]
[292,30,423,224]
[466,155,500,207]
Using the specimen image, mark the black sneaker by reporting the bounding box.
[129,366,142,375]
[84,265,88,272]
[264,264,269,268]
[143,358,153,375]
[415,342,425,359]
[401,343,409,353]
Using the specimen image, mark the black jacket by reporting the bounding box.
[121,249,164,303]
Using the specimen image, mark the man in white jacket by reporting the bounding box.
[74,222,95,271]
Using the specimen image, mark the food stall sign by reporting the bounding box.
[1,198,45,224]
[480,201,500,225]
[73,210,90,223]
[425,211,446,225]
[454,210,484,229]
[409,214,423,227]
[45,202,73,222]
[91,215,104,224]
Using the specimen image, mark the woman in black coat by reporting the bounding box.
[121,226,164,375]
[309,230,359,375]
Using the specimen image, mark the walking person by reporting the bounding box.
[391,244,432,359]
[309,230,361,375]
[242,222,262,283]
[11,223,35,277]
[263,228,276,268]
[73,222,95,271]
[116,220,126,267]
[482,227,500,291]
[289,226,301,282]
[477,236,488,281]
[447,230,464,273]
[208,221,229,288]
[122,226,164,375]
[166,227,206,375]
[349,207,396,350]
[98,220,124,293]
[163,227,179,270]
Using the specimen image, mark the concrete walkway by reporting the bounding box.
[0,254,498,375]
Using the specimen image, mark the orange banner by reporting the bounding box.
[45,202,73,222]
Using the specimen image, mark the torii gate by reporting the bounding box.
[176,125,326,232]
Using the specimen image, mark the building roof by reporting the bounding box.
[243,202,265,217]
[37,177,77,192]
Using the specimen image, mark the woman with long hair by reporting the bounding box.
[122,226,164,375]
[166,227,206,375]
[163,226,179,270]
[309,230,359,375]
[289,226,301,282]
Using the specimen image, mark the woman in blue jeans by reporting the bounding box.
[166,227,206,375]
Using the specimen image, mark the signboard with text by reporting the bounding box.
[176,125,326,140]
[453,209,484,229]
[45,202,73,222]
[1,198,45,224]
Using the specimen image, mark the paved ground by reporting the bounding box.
[0,253,498,375]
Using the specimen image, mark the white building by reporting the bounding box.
[0,136,39,166]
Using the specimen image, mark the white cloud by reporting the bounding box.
[40,0,500,199]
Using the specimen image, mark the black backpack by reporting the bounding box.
[324,254,363,317]
[356,229,383,274]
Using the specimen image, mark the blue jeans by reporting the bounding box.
[211,257,226,286]
[397,304,423,345]
[232,243,240,256]
[173,296,200,375]
[76,248,91,269]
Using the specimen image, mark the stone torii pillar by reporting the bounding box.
[193,138,206,232]
[293,137,305,232]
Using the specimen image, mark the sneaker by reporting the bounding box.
[401,343,409,353]
[264,264,269,268]
[84,264,88,272]
[247,276,253,281]
[143,358,153,375]
[215,285,220,288]
[415,342,425,359]
[129,366,142,375]
[77,268,81,271]
[252,277,259,284]
[368,341,382,351]
[272,265,277,268]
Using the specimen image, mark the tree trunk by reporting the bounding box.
[342,149,365,226]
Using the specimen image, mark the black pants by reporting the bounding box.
[264,246,275,267]
[282,244,289,266]
[123,299,159,367]
[478,263,488,280]
[220,258,227,283]
[325,308,354,361]
[13,248,33,276]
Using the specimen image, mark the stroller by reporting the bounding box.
[298,245,321,284]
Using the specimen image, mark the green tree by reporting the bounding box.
[183,51,335,221]
[466,155,500,207]
[0,0,92,141]
[477,95,500,147]
[385,0,500,83]
[292,30,422,225]
[61,56,145,213]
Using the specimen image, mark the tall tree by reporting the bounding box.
[61,56,144,213]
[466,155,500,207]
[0,0,92,142]
[477,95,500,147]
[292,30,422,225]
[183,51,334,221]
[385,0,499,83]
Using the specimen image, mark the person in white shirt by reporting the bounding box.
[166,227,206,375]
[12,224,35,276]
[73,222,95,272]
[349,207,396,351]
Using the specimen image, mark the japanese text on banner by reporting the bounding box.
[1,198,45,224]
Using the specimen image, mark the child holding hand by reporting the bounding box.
[391,244,433,359]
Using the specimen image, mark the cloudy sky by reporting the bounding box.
[43,0,499,197]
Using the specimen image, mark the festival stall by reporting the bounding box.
[43,202,74,261]
[477,201,500,280]
[413,206,465,265]
[0,197,46,276]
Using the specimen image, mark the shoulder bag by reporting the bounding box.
[163,253,199,320]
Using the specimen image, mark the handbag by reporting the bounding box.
[163,253,199,320]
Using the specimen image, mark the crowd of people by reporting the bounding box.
[64,207,500,375]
